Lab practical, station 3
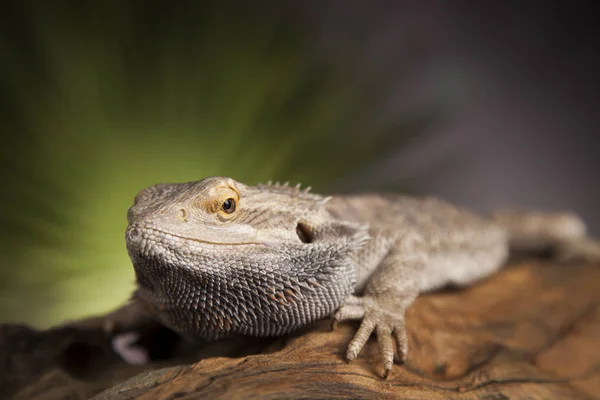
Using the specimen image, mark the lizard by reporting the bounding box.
[97,176,600,378]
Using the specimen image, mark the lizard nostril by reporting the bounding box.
[127,228,142,244]
[177,208,188,222]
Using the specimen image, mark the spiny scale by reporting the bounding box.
[129,221,367,339]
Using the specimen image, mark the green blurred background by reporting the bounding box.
[5,1,599,329]
[0,1,431,327]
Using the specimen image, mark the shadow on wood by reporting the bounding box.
[2,260,600,399]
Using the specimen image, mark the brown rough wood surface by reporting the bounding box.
[2,260,600,400]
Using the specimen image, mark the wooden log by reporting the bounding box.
[3,260,600,400]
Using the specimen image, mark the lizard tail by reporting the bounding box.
[488,210,600,261]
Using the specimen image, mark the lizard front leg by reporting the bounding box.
[66,294,160,364]
[333,235,427,378]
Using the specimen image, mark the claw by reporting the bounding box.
[383,367,391,379]
[346,349,358,362]
[331,318,338,331]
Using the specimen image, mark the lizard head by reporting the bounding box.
[125,177,369,339]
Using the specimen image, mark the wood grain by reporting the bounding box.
[2,260,600,399]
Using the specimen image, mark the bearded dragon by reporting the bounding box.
[99,177,599,378]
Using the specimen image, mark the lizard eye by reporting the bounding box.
[221,198,236,214]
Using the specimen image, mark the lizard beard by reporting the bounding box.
[126,226,368,339]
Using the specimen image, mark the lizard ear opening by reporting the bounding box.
[296,222,313,244]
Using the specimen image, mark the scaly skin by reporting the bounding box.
[121,176,598,378]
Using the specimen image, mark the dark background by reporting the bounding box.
[1,1,599,327]
[352,1,600,227]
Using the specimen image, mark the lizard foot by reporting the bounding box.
[555,237,600,262]
[332,295,408,379]
[112,332,151,365]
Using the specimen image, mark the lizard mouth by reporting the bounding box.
[126,225,265,249]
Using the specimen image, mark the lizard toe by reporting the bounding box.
[376,325,394,378]
[112,332,150,365]
[346,316,376,361]
[393,324,408,363]
[332,304,366,329]
[342,295,363,306]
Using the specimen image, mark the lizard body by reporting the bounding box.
[118,177,598,377]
